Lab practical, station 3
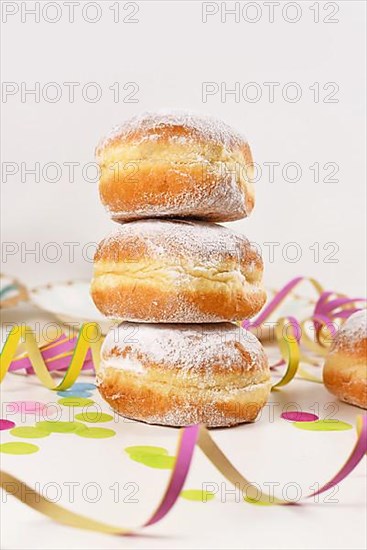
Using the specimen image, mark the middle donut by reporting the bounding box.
[91,219,265,323]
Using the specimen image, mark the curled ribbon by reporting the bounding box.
[5,333,94,376]
[243,276,366,386]
[197,415,367,504]
[1,426,200,535]
[3,277,365,390]
[0,319,300,390]
[0,323,102,389]
[1,417,366,534]
[1,276,366,536]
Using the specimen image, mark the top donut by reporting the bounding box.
[96,111,255,222]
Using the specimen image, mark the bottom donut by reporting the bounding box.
[97,322,271,428]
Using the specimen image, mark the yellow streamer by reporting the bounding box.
[197,426,286,505]
[1,315,366,536]
[1,321,305,391]
[0,323,102,389]
[271,317,301,389]
[0,428,190,535]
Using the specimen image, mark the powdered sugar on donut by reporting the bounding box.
[105,169,249,222]
[332,309,367,353]
[96,219,260,267]
[100,322,266,377]
[98,322,270,427]
[96,110,254,222]
[96,110,248,154]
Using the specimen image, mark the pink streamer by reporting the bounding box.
[145,425,199,526]
[9,336,93,374]
[8,277,366,377]
[308,415,367,498]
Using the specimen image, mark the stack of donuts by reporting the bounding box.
[91,111,271,427]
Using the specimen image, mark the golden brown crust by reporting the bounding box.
[323,356,367,409]
[98,376,270,428]
[91,220,266,323]
[97,322,271,427]
[91,279,265,324]
[96,111,254,222]
[93,220,263,276]
[323,311,367,409]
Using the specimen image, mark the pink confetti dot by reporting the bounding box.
[281,411,319,422]
[0,419,16,431]
[5,401,47,414]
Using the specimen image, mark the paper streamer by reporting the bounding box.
[0,425,199,535]
[0,284,18,299]
[1,320,300,391]
[0,323,101,390]
[6,334,94,375]
[197,415,367,505]
[1,277,366,536]
[244,276,365,331]
[243,278,366,384]
[1,417,366,534]
[3,277,365,388]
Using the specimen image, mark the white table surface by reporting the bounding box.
[1,306,366,550]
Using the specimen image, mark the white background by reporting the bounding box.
[1,0,366,295]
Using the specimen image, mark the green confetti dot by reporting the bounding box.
[35,421,87,434]
[76,427,116,439]
[125,445,168,457]
[293,419,352,431]
[10,427,50,439]
[180,489,215,502]
[57,397,95,407]
[124,446,175,469]
[125,446,175,469]
[138,454,175,469]
[75,412,114,423]
[0,442,39,455]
